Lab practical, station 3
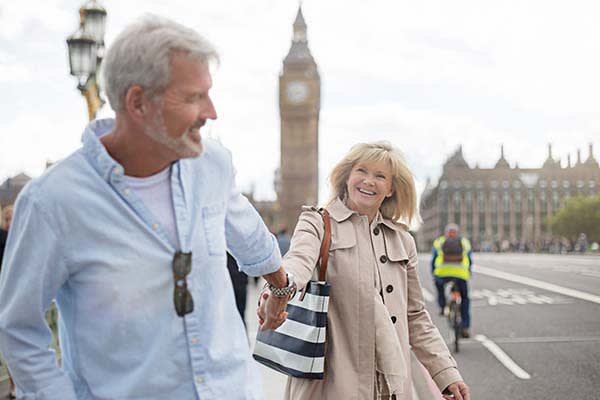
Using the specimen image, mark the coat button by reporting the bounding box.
[391,316,397,324]
[380,255,388,263]
[373,227,380,235]
[386,285,393,293]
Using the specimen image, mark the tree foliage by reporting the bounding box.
[550,194,600,243]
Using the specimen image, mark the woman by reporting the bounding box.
[259,142,470,400]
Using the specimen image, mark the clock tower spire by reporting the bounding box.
[278,5,321,231]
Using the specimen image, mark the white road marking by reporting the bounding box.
[475,334,531,380]
[470,288,572,306]
[493,336,600,344]
[474,264,600,305]
[421,287,435,303]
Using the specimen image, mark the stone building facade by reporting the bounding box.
[417,144,600,252]
[0,173,31,208]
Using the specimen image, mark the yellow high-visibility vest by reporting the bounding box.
[433,236,471,281]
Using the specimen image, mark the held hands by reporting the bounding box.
[257,288,289,331]
[442,380,470,400]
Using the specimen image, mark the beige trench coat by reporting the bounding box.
[281,198,462,400]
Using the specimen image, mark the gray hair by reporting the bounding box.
[103,15,219,112]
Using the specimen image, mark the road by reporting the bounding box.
[3,253,598,399]
[417,253,600,400]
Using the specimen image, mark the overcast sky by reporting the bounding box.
[1,0,600,203]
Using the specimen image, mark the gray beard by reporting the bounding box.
[143,112,201,159]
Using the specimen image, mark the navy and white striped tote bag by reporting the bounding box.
[253,208,332,379]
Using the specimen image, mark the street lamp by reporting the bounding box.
[66,0,107,121]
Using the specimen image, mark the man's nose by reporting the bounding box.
[203,97,217,120]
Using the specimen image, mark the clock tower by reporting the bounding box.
[278,6,321,231]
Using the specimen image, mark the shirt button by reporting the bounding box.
[380,255,388,263]
[123,188,131,196]
[196,376,204,384]
[113,166,124,176]
[386,285,394,293]
[373,227,380,235]
[391,316,397,324]
[152,223,160,231]
[191,336,199,344]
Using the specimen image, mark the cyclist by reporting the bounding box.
[431,223,473,338]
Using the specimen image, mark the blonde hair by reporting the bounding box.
[327,141,419,224]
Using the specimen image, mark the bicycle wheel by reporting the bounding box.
[450,301,461,353]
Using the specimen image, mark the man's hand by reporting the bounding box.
[442,380,470,400]
[257,289,289,331]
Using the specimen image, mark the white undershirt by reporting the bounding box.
[122,167,179,248]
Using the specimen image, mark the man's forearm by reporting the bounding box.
[263,266,287,288]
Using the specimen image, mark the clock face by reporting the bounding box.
[286,80,308,104]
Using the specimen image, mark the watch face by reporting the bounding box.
[286,80,308,104]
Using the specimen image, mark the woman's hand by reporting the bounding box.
[443,380,470,400]
[257,289,289,331]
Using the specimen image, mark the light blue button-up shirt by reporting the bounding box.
[0,119,282,400]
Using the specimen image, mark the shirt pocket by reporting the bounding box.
[202,202,226,256]
[326,223,357,277]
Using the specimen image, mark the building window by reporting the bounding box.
[438,192,448,232]
[503,191,510,231]
[552,190,560,210]
[478,191,485,234]
[540,190,547,213]
[453,192,461,223]
[465,191,473,237]
[514,191,522,212]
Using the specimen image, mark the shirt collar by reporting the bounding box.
[82,118,123,182]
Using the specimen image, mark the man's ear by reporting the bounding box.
[124,85,146,122]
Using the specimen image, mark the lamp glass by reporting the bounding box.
[67,36,97,76]
[83,10,106,43]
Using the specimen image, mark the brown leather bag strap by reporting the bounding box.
[317,209,332,282]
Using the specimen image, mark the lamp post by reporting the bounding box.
[66,0,107,121]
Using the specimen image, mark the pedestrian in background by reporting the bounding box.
[0,205,16,399]
[276,228,291,255]
[260,142,470,400]
[0,16,294,399]
[226,252,249,324]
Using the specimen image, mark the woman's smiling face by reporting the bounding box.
[345,159,394,221]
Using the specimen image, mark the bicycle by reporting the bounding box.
[444,279,462,353]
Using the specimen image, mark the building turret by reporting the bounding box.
[542,143,559,168]
[584,143,599,167]
[494,144,510,168]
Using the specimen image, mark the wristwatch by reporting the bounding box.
[268,272,297,298]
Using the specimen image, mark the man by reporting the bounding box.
[431,223,473,338]
[0,16,293,399]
